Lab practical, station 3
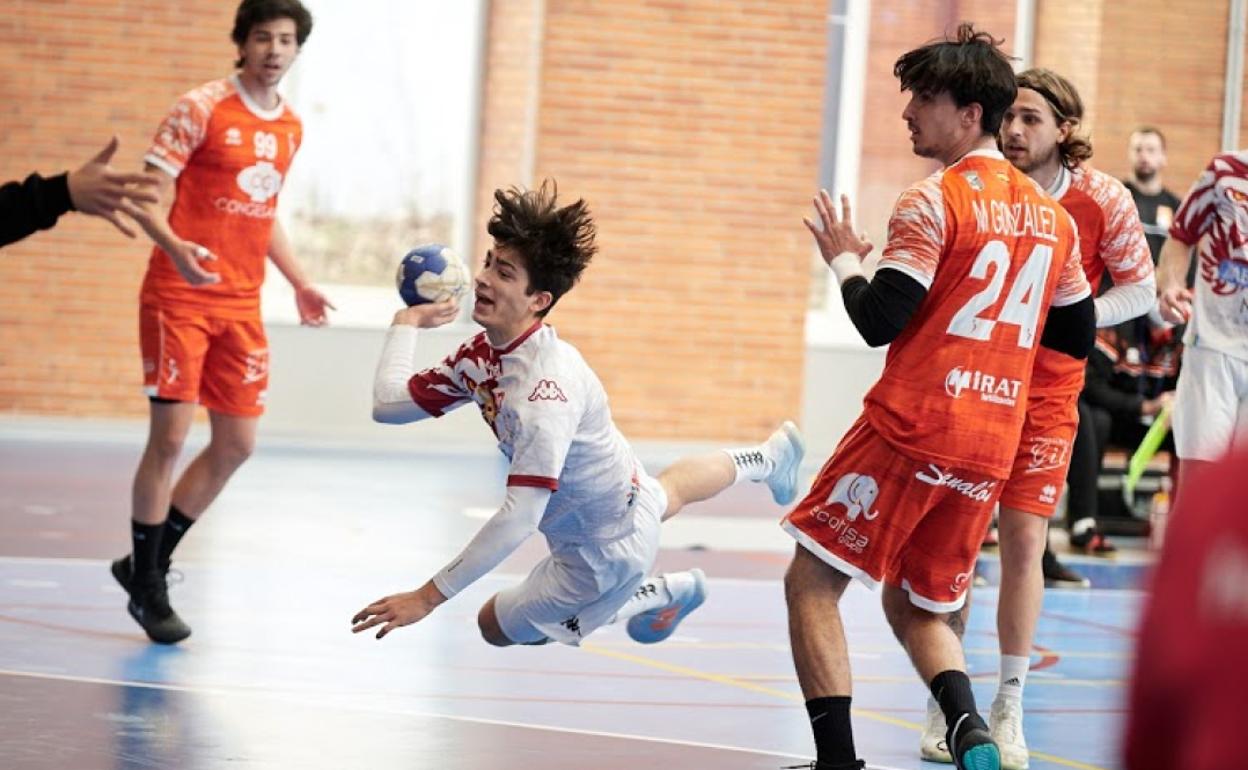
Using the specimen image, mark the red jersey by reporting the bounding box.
[1124,444,1248,770]
[863,150,1090,478]
[1030,165,1154,393]
[141,76,303,318]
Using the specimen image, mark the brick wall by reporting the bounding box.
[475,0,826,440]
[1035,0,1231,192]
[0,1,236,418]
[2,1,1242,442]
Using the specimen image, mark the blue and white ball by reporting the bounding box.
[396,244,470,306]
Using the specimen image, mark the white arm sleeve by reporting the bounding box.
[372,325,434,424]
[432,486,551,599]
[1093,273,1157,327]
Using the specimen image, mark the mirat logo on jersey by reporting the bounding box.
[944,366,1022,407]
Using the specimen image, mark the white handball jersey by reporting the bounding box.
[407,322,641,545]
[1169,151,1248,361]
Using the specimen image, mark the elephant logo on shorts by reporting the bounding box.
[826,473,880,522]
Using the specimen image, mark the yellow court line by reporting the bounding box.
[587,641,1128,660]
[579,643,1113,770]
[733,674,1124,688]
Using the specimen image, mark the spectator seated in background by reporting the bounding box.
[1066,315,1180,553]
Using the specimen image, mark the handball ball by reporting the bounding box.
[396,244,470,306]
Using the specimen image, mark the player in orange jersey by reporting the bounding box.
[111,0,332,644]
[917,68,1155,770]
[783,26,1094,770]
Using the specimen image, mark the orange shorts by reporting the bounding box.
[139,303,269,417]
[997,390,1079,516]
[781,415,1002,612]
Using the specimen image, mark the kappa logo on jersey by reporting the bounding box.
[235,161,283,204]
[528,379,568,402]
[944,366,1023,407]
[1025,436,1070,474]
[961,171,984,191]
[561,616,583,637]
[914,464,997,503]
[224,127,242,146]
[242,349,269,385]
[1039,484,1058,505]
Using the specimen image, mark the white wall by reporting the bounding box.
[263,319,886,461]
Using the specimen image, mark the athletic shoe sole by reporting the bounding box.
[768,421,806,506]
[626,568,707,644]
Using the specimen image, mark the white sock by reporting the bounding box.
[610,574,673,624]
[723,444,774,484]
[997,654,1029,701]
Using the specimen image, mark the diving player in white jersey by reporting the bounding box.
[352,181,804,647]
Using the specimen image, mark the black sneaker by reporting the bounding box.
[123,568,191,644]
[1041,549,1090,589]
[110,554,175,593]
[782,762,865,770]
[948,715,1001,770]
[1069,528,1118,556]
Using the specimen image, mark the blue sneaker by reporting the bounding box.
[766,421,806,506]
[626,569,708,644]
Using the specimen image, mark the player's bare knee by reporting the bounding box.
[785,545,846,606]
[999,507,1047,563]
[656,475,682,520]
[477,599,512,647]
[208,435,255,470]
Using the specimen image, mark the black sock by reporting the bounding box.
[930,669,988,750]
[130,521,164,576]
[157,505,196,568]
[805,696,857,768]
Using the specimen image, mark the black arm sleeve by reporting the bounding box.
[1039,295,1096,360]
[0,172,74,248]
[840,268,928,347]
[1082,348,1145,417]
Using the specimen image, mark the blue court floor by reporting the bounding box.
[0,421,1139,770]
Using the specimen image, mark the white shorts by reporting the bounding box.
[493,472,667,646]
[1172,345,1248,461]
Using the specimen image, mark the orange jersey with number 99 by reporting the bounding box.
[863,150,1090,478]
[140,76,302,319]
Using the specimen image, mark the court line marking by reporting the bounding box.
[0,556,1125,768]
[0,556,1149,595]
[580,644,1113,770]
[0,666,822,763]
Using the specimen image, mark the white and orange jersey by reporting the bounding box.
[864,149,1090,479]
[407,323,641,547]
[1169,151,1248,360]
[1030,164,1155,393]
[140,75,302,318]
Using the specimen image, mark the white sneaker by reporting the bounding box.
[920,698,954,764]
[989,697,1029,770]
[764,421,805,506]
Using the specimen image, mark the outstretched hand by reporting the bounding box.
[352,583,446,640]
[803,189,873,267]
[67,136,160,238]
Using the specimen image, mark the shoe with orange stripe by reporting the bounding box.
[626,569,708,644]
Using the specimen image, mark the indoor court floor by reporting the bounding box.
[0,420,1139,770]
